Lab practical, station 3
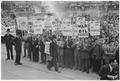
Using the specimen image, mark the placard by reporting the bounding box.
[72,27,79,36]
[61,25,73,36]
[90,21,100,36]
[45,41,51,54]
[16,17,28,30]
[34,27,43,34]
[78,21,89,38]
[76,17,85,25]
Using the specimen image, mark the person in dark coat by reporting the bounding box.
[92,39,103,73]
[4,29,15,60]
[31,36,39,62]
[27,33,33,61]
[72,39,80,70]
[80,39,90,73]
[39,38,46,64]
[47,35,60,73]
[64,37,74,69]
[13,31,22,65]
[57,36,65,68]
[99,59,118,80]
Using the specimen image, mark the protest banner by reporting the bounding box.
[45,41,51,54]
[34,26,43,34]
[72,27,79,36]
[44,20,52,30]
[76,17,85,25]
[90,21,100,36]
[61,25,73,36]
[52,21,61,32]
[16,17,28,30]
[33,18,44,34]
[78,21,89,38]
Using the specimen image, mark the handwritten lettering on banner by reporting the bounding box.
[78,21,89,38]
[16,17,28,30]
[72,27,79,36]
[44,21,52,30]
[76,17,85,25]
[61,25,73,36]
[34,27,43,34]
[90,21,100,36]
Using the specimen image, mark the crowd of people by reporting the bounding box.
[2,12,119,80]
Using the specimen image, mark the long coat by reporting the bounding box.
[64,41,74,68]
[50,41,58,58]
[40,40,45,53]
[4,34,15,47]
[92,44,103,59]
[13,37,22,53]
[80,43,90,60]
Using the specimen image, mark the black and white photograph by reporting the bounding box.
[1,0,119,80]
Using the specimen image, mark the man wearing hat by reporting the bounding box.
[4,29,15,60]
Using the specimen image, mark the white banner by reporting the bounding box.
[72,27,79,36]
[78,21,89,38]
[34,27,43,34]
[76,17,85,25]
[33,19,44,34]
[61,25,73,36]
[90,21,100,36]
[45,41,51,54]
[16,17,28,30]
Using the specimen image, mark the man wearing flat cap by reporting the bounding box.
[4,29,15,60]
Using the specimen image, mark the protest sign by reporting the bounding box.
[76,17,85,25]
[32,18,44,34]
[61,25,73,36]
[45,41,51,54]
[90,21,100,36]
[16,17,28,30]
[34,26,43,34]
[72,27,79,36]
[44,20,52,30]
[78,21,89,38]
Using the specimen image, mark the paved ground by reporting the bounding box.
[1,43,100,80]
